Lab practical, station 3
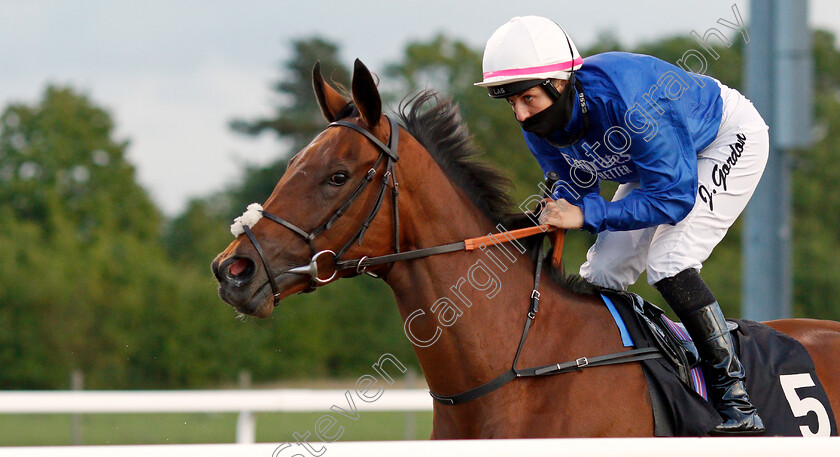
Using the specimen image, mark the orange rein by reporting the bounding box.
[464,225,565,268]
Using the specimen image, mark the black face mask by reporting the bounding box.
[520,80,577,138]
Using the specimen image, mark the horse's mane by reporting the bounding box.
[393,91,600,296]
[397,92,515,226]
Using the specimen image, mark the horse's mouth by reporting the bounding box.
[220,273,310,317]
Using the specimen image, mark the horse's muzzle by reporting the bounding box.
[212,254,267,314]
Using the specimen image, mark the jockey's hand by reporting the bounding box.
[539,198,584,230]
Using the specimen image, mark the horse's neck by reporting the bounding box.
[382,150,575,396]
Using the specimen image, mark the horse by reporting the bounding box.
[212,59,840,438]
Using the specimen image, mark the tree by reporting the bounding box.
[0,86,164,388]
[216,38,354,222]
[220,37,353,220]
[0,87,261,389]
[584,31,624,55]
[164,37,421,382]
[385,34,546,202]
[230,37,351,157]
[0,86,161,240]
[164,197,231,267]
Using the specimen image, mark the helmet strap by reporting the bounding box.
[544,77,590,148]
[540,80,561,101]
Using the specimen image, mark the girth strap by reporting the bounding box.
[430,369,518,406]
[529,347,662,376]
[428,347,661,406]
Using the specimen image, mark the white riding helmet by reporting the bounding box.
[475,16,583,98]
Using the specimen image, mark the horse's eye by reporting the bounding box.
[329,171,349,186]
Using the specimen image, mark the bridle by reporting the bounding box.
[232,112,663,405]
[237,112,549,301]
[238,112,544,304]
[238,114,402,304]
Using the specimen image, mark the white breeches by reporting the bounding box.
[580,81,769,289]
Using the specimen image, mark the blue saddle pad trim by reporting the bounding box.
[601,293,708,401]
[601,294,635,347]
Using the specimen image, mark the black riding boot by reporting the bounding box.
[681,302,765,435]
[655,269,765,435]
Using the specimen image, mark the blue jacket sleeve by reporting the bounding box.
[523,132,601,206]
[581,101,698,233]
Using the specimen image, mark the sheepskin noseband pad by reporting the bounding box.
[230,203,264,237]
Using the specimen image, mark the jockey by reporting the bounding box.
[476,16,769,435]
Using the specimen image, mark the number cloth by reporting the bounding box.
[607,291,837,436]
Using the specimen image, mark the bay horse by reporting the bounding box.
[212,59,840,437]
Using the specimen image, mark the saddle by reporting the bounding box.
[600,289,838,436]
[604,290,703,389]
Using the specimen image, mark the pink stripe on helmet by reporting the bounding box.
[483,57,584,80]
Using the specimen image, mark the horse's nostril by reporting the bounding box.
[230,258,250,277]
[225,257,256,282]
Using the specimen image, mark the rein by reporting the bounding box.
[234,114,663,405]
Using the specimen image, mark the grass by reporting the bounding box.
[0,411,434,446]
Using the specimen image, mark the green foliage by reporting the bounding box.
[385,34,543,202]
[0,87,263,389]
[584,31,624,55]
[0,87,160,240]
[164,198,231,266]
[633,36,743,90]
[229,37,350,155]
[164,38,420,386]
[0,411,434,445]
[791,30,840,321]
[0,87,163,388]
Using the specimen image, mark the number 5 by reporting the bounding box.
[780,373,831,437]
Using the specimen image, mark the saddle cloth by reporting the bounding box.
[601,290,838,436]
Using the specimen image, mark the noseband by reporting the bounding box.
[235,115,401,305]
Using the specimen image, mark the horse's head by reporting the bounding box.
[212,59,401,317]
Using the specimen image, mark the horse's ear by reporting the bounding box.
[312,61,349,122]
[351,59,382,128]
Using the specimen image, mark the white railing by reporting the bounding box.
[0,389,433,444]
[0,437,839,457]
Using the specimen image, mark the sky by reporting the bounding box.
[1,0,839,216]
